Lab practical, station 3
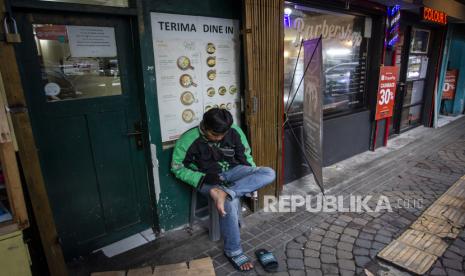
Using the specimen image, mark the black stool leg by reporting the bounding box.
[189,188,197,228]
[208,197,221,241]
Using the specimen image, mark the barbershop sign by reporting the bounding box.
[292,18,363,47]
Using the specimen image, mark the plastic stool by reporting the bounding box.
[189,188,243,242]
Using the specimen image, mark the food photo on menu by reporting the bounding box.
[207,56,216,67]
[180,91,195,106]
[206,42,216,54]
[177,56,194,70]
[179,74,197,88]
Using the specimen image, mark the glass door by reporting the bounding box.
[391,27,431,133]
[400,28,430,131]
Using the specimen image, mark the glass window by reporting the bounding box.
[410,29,430,54]
[0,199,12,223]
[284,3,370,116]
[40,0,128,8]
[400,105,422,129]
[404,80,424,106]
[33,24,121,102]
[406,55,422,80]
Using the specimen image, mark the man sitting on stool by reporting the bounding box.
[171,108,275,271]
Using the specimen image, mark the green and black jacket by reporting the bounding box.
[171,124,256,188]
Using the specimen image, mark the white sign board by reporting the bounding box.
[67,26,117,57]
[151,13,241,142]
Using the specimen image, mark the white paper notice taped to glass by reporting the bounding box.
[67,26,117,58]
[151,12,241,142]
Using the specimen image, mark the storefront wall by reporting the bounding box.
[446,27,465,115]
[420,0,465,126]
[375,8,445,146]
[7,0,243,260]
[138,0,242,231]
[283,1,385,183]
[438,24,465,116]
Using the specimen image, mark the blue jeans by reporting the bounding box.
[199,165,276,257]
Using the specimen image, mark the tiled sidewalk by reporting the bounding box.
[230,117,465,276]
[69,117,465,276]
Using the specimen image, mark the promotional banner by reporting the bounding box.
[303,38,324,189]
[375,66,399,120]
[151,13,241,142]
[442,69,458,100]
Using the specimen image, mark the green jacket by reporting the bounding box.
[171,124,256,188]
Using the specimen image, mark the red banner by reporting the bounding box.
[375,66,399,121]
[442,69,458,100]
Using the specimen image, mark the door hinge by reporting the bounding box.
[251,96,258,114]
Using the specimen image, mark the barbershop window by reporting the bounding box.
[284,3,370,116]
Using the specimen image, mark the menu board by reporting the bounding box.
[151,13,241,142]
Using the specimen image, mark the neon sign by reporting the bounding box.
[387,5,400,48]
[284,8,292,28]
[421,7,447,25]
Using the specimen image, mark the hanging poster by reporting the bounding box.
[375,66,399,120]
[442,69,458,100]
[67,26,117,57]
[151,13,241,142]
[303,37,324,189]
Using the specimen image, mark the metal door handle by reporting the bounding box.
[126,131,143,136]
[126,121,144,150]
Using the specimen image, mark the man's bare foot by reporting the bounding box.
[210,188,228,216]
[227,253,254,271]
[240,261,253,270]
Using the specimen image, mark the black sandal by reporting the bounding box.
[225,252,253,271]
[255,249,278,272]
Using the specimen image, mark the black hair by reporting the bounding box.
[202,108,233,133]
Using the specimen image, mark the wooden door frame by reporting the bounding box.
[0,71,29,231]
[243,0,284,208]
[0,1,68,275]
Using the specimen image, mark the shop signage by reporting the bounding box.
[387,5,400,48]
[292,18,363,47]
[442,69,458,100]
[375,66,399,120]
[303,37,323,188]
[151,13,241,142]
[421,7,447,25]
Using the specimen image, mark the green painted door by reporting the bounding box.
[15,12,153,258]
